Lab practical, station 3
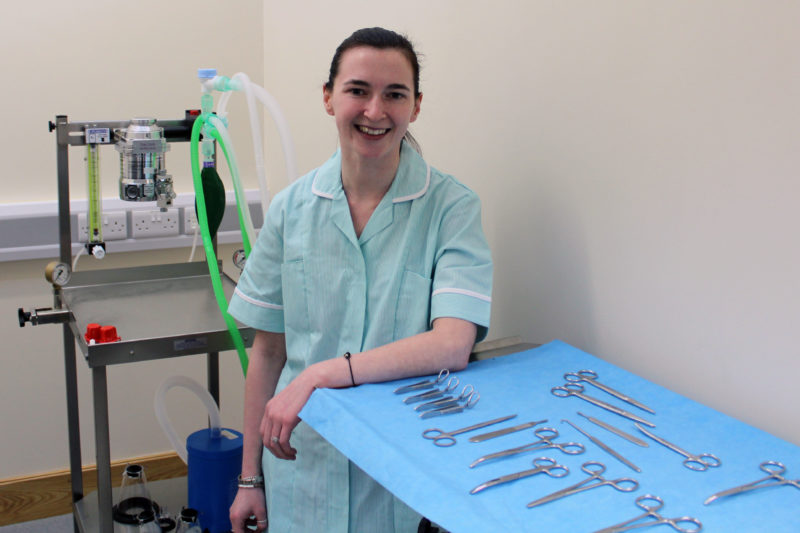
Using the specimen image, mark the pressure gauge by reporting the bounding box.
[45,261,72,287]
[232,249,247,271]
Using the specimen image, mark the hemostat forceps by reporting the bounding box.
[402,376,460,404]
[704,461,800,504]
[635,424,721,472]
[594,494,702,532]
[565,370,655,414]
[422,414,517,447]
[526,461,638,508]
[394,369,449,394]
[551,383,655,428]
[469,427,584,468]
[470,457,568,494]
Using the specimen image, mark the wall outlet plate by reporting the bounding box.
[182,207,198,235]
[131,208,180,238]
[77,211,128,242]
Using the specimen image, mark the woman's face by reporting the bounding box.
[324,46,421,164]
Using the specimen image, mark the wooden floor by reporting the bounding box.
[0,452,186,526]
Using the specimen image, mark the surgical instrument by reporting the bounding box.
[402,376,459,404]
[470,427,584,468]
[526,461,638,508]
[394,369,449,394]
[704,461,800,505]
[552,384,656,428]
[469,419,548,443]
[423,414,517,447]
[594,494,702,533]
[565,370,655,414]
[419,391,480,419]
[414,384,474,412]
[635,424,721,471]
[470,457,568,494]
[562,419,641,473]
[578,411,649,447]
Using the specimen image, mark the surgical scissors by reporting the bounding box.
[414,384,474,412]
[565,370,655,414]
[594,494,702,532]
[402,376,460,404]
[704,461,800,504]
[469,427,584,468]
[635,424,721,472]
[423,414,517,447]
[551,383,656,428]
[470,457,569,494]
[527,461,638,508]
[394,369,449,394]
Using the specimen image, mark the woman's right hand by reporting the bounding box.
[230,487,267,533]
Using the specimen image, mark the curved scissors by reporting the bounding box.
[469,427,585,468]
[527,461,639,508]
[635,424,721,472]
[564,370,655,414]
[470,457,569,494]
[394,369,449,394]
[422,414,517,447]
[552,383,655,427]
[704,461,800,504]
[594,494,702,532]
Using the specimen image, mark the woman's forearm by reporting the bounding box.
[240,330,287,476]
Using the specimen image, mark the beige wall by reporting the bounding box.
[263,1,800,445]
[3,0,799,481]
[0,1,262,478]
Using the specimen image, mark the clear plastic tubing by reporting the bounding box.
[86,144,102,242]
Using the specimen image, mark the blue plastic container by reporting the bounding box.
[187,427,243,533]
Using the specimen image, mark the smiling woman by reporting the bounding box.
[227,27,493,533]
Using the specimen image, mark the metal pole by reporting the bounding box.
[92,367,114,533]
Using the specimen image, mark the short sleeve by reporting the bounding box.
[227,192,286,332]
[430,190,493,342]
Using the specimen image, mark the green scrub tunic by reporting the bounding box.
[228,142,493,532]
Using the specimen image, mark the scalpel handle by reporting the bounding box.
[469,419,547,442]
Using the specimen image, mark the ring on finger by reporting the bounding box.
[270,436,279,444]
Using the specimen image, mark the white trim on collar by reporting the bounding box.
[393,161,430,203]
[310,169,333,199]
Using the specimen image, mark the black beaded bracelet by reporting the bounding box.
[343,351,356,386]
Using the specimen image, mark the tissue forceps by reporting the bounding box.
[594,494,702,533]
[394,369,449,394]
[704,461,800,504]
[469,427,584,468]
[635,424,721,472]
[565,370,655,414]
[551,383,655,428]
[470,457,568,494]
[527,461,638,508]
[423,414,517,447]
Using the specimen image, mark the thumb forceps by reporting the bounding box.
[470,457,569,494]
[594,494,702,533]
[551,383,655,428]
[527,461,638,508]
[635,424,721,472]
[704,461,800,504]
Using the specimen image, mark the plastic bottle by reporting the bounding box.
[176,508,203,533]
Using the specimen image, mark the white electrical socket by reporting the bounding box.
[131,208,180,238]
[183,207,199,235]
[77,211,128,242]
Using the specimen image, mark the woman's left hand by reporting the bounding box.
[259,369,317,460]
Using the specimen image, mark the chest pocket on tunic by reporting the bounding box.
[394,269,432,341]
[280,259,310,365]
